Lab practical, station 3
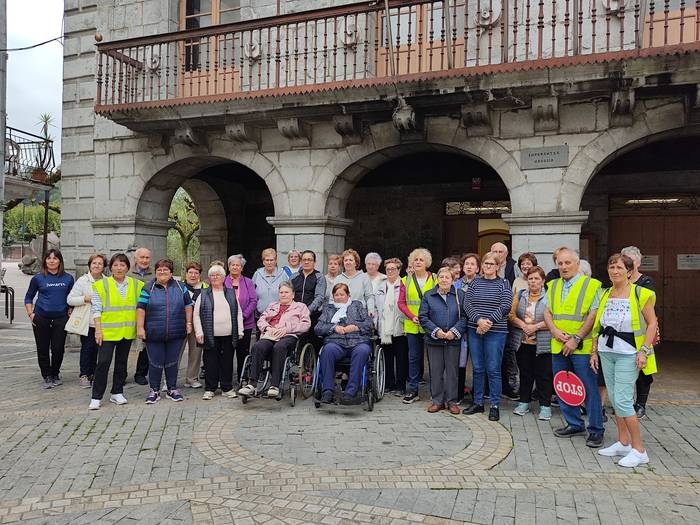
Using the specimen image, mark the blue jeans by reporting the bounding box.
[79,327,99,377]
[406,333,424,394]
[469,328,507,406]
[320,342,371,397]
[552,353,605,437]
[147,339,185,391]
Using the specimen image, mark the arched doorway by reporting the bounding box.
[344,149,511,263]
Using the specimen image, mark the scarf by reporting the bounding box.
[330,301,350,324]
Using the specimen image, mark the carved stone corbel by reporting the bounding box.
[392,98,418,134]
[277,117,311,147]
[532,95,559,132]
[173,127,202,146]
[610,89,635,127]
[460,103,492,136]
[332,115,362,145]
[225,122,260,149]
[146,133,169,155]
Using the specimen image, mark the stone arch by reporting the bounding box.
[180,178,227,269]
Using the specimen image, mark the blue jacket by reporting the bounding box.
[315,300,373,349]
[418,285,467,347]
[137,278,192,342]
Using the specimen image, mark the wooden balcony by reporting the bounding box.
[95,0,700,117]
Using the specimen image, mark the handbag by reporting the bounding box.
[65,304,91,336]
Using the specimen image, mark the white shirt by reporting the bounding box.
[598,298,636,355]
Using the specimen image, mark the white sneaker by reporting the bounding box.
[186,380,202,389]
[222,388,237,398]
[513,402,530,416]
[267,386,280,398]
[202,391,215,400]
[109,393,128,405]
[618,448,649,467]
[238,384,255,397]
[598,441,633,457]
[88,399,101,410]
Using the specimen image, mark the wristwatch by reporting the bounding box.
[640,345,653,356]
[571,334,582,344]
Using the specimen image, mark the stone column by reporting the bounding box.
[91,217,173,263]
[503,211,590,272]
[266,216,353,269]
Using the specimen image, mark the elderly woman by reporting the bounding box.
[591,254,657,468]
[67,253,107,388]
[375,257,407,395]
[365,252,386,294]
[283,250,301,278]
[225,254,257,385]
[194,265,243,400]
[509,266,553,420]
[335,249,376,315]
[314,283,374,405]
[136,259,193,403]
[325,254,342,302]
[511,253,538,296]
[463,251,513,421]
[238,282,311,398]
[418,267,467,414]
[398,247,436,404]
[454,253,480,401]
[252,248,287,315]
[179,262,207,388]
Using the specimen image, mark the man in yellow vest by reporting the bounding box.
[544,247,605,448]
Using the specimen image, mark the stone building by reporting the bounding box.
[62,0,700,341]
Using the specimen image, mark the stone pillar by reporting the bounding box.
[503,212,590,272]
[91,217,173,263]
[266,216,353,269]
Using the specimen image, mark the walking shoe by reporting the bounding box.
[222,389,237,398]
[52,375,62,387]
[79,375,92,388]
[110,393,128,405]
[513,402,530,416]
[635,404,647,419]
[427,403,443,413]
[586,434,604,448]
[402,392,419,404]
[448,405,461,415]
[598,441,632,457]
[42,377,54,389]
[166,389,184,402]
[488,406,500,421]
[462,404,484,415]
[618,448,649,468]
[202,391,215,400]
[321,391,334,404]
[267,386,280,398]
[554,425,586,438]
[134,375,148,386]
[186,380,202,389]
[238,384,255,397]
[551,396,560,407]
[502,390,519,401]
[145,389,160,404]
[538,406,552,421]
[88,399,101,410]
[340,393,362,405]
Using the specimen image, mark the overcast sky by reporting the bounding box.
[6,0,64,164]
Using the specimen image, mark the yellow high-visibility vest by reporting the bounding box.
[548,275,602,355]
[93,276,143,341]
[402,273,436,334]
[593,284,658,375]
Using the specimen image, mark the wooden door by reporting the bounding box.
[442,215,478,259]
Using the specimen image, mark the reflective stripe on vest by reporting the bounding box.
[94,277,141,341]
[549,276,601,355]
[402,274,436,334]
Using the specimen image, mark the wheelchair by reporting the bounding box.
[238,334,317,406]
[311,337,385,411]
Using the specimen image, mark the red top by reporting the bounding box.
[268,303,290,327]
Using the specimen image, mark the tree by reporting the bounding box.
[167,188,200,274]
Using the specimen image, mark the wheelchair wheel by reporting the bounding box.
[298,343,316,399]
[239,355,253,387]
[290,384,296,407]
[279,356,293,401]
[373,345,385,402]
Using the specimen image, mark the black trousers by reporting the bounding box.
[135,346,149,378]
[234,328,252,384]
[516,343,553,406]
[32,314,68,378]
[92,338,132,400]
[249,336,297,388]
[635,371,654,407]
[501,341,519,393]
[203,336,235,392]
[382,335,408,391]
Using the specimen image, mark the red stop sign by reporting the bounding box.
[553,371,586,406]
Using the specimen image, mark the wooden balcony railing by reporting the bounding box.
[95,0,700,113]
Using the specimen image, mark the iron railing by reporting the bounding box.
[95,0,700,112]
[4,127,55,182]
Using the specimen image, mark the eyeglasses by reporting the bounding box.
[386,266,398,272]
[482,262,497,267]
[302,258,315,262]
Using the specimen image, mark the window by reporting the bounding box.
[180,0,241,71]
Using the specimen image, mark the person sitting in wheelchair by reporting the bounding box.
[314,282,373,405]
[238,282,310,398]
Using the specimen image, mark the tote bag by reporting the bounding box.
[65,304,91,336]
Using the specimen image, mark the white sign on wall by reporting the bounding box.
[677,254,700,270]
[639,255,659,272]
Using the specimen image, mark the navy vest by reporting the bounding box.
[144,278,187,342]
[198,287,239,349]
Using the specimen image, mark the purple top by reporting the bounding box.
[224,275,258,329]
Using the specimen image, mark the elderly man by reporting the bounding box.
[490,242,518,286]
[129,247,153,385]
[491,241,519,398]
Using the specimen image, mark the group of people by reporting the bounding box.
[24,241,658,467]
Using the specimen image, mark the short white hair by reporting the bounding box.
[208,265,226,277]
[621,246,642,264]
[287,250,301,261]
[365,252,382,265]
[227,254,247,267]
[579,260,592,277]
[490,242,508,255]
[134,247,151,256]
[556,247,580,264]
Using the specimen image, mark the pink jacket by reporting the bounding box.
[257,301,311,336]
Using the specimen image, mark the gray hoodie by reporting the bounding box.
[252,267,288,314]
[335,270,376,315]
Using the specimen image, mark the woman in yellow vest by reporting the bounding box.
[590,253,658,468]
[88,253,144,410]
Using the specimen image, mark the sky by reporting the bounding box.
[6,0,64,165]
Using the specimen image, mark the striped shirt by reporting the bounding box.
[464,276,514,333]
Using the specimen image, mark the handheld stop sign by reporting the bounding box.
[553,371,586,406]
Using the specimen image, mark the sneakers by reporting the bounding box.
[513,402,530,416]
[145,389,161,404]
[267,386,280,398]
[42,377,54,389]
[186,380,202,389]
[488,406,500,421]
[502,390,519,401]
[202,391,215,400]
[134,375,148,386]
[238,384,256,397]
[88,399,101,410]
[586,434,604,448]
[52,375,62,387]
[635,404,647,419]
[166,389,184,402]
[402,392,419,404]
[618,448,649,468]
[79,375,92,388]
[599,441,633,457]
[538,406,552,421]
[109,393,128,405]
[222,389,237,398]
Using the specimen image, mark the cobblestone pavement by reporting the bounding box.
[1,265,700,524]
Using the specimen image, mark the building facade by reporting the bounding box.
[63,0,700,341]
